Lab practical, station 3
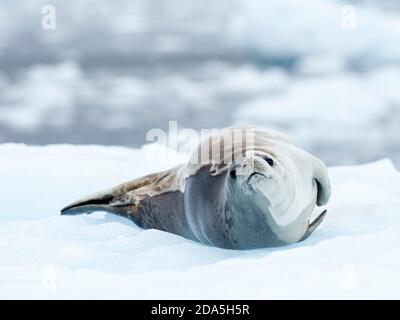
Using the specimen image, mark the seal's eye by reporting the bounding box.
[263,156,274,166]
[229,169,237,180]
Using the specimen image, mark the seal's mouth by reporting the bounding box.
[247,172,267,183]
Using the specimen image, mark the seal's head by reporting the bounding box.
[186,127,332,249]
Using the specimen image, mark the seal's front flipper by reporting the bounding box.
[299,209,327,242]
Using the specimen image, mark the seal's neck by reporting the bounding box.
[220,187,285,249]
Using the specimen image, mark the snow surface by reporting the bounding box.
[1,143,399,299]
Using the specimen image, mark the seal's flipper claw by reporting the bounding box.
[299,209,327,242]
[60,192,124,216]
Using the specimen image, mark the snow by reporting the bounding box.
[1,143,399,299]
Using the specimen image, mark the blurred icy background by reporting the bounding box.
[0,0,399,166]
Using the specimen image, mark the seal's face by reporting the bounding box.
[225,147,326,245]
[227,150,279,198]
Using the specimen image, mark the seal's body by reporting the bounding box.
[61,127,331,249]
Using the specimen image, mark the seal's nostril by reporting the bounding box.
[263,156,274,166]
[229,169,237,180]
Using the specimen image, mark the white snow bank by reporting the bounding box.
[231,0,400,64]
[0,144,399,299]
